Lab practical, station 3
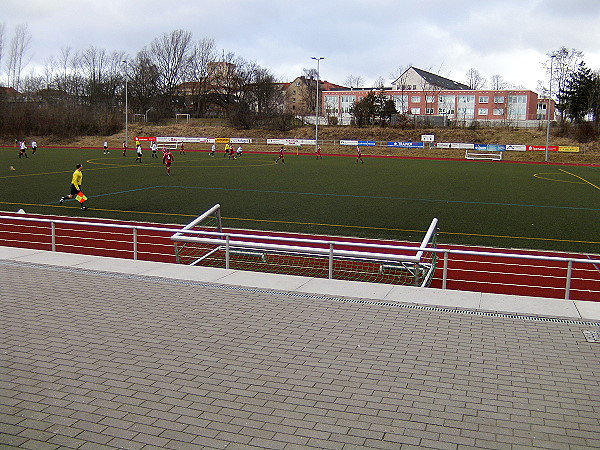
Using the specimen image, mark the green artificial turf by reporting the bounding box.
[1,146,599,253]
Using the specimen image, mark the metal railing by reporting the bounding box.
[1,213,599,300]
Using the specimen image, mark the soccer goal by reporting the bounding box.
[175,113,190,123]
[157,142,180,151]
[171,204,439,287]
[465,150,503,161]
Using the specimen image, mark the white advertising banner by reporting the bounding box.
[156,136,209,143]
[230,138,253,144]
[450,142,475,149]
[505,144,526,151]
[267,138,314,146]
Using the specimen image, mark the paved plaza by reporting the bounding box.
[1,247,600,449]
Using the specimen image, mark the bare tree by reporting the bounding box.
[372,76,387,89]
[148,29,194,96]
[128,49,160,116]
[186,38,218,116]
[344,74,364,89]
[490,74,509,90]
[6,23,31,90]
[0,22,5,84]
[465,68,487,89]
[545,47,584,122]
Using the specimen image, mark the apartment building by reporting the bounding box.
[322,67,554,126]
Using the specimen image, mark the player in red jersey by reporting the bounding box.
[316,145,322,159]
[163,150,174,175]
[355,145,364,164]
[275,146,285,164]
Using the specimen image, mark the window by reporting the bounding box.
[479,96,489,103]
[393,95,408,113]
[478,108,488,115]
[413,85,417,90]
[458,95,475,103]
[508,95,527,119]
[426,96,435,103]
[411,96,421,103]
[295,81,300,87]
[425,108,435,115]
[341,95,355,113]
[324,96,340,114]
[411,107,421,114]
[493,108,504,115]
[494,96,505,103]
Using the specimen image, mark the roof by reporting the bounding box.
[0,86,22,96]
[411,67,470,90]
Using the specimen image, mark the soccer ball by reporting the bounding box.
[9,166,15,171]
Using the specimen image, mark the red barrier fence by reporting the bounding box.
[1,212,599,301]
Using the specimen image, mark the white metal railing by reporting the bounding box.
[1,213,599,300]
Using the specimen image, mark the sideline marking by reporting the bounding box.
[560,168,600,191]
[88,185,600,212]
[534,168,600,191]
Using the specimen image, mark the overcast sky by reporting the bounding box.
[3,0,600,92]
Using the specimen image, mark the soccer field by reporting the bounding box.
[1,146,599,254]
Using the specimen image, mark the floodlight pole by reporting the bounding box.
[311,57,324,154]
[545,55,555,163]
[122,60,129,147]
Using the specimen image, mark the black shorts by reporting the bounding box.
[70,184,79,196]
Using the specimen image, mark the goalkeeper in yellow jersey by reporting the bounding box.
[59,163,88,210]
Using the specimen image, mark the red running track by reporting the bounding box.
[1,211,599,301]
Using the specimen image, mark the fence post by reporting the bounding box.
[442,250,449,289]
[51,221,56,252]
[414,263,420,286]
[225,235,230,270]
[328,242,334,279]
[565,260,573,300]
[133,227,138,260]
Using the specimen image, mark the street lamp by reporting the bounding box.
[311,57,324,154]
[545,55,555,163]
[122,60,129,148]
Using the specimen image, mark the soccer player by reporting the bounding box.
[31,140,38,155]
[18,141,28,158]
[164,150,174,175]
[236,145,243,158]
[210,143,216,157]
[179,142,185,155]
[316,145,322,159]
[356,145,364,164]
[275,146,285,164]
[151,142,158,158]
[103,140,109,154]
[59,163,88,210]
[135,143,143,162]
[224,143,231,158]
[122,141,127,156]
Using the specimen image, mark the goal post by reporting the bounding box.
[171,204,223,265]
[171,204,439,287]
[175,113,190,123]
[465,150,503,161]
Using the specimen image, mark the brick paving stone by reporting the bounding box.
[1,262,600,448]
